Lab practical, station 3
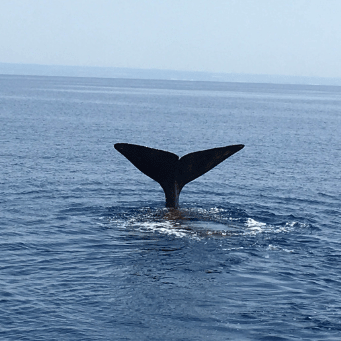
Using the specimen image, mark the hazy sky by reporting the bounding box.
[1,0,341,78]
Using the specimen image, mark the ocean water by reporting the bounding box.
[1,74,340,340]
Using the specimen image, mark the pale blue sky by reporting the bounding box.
[1,0,341,78]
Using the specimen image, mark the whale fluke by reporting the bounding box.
[114,143,244,208]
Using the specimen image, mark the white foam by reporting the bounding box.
[244,218,300,235]
[267,244,294,253]
[128,220,192,238]
[245,218,267,234]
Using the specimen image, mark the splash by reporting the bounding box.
[105,206,305,239]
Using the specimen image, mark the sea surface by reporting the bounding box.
[1,74,340,340]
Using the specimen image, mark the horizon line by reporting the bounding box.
[1,62,341,86]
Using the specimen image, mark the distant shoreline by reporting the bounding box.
[1,62,340,86]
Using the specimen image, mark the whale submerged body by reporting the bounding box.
[114,143,244,208]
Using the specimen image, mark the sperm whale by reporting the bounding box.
[114,143,244,208]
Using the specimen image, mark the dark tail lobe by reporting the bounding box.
[114,143,244,208]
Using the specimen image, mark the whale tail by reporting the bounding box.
[114,143,244,208]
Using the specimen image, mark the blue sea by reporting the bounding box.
[1,74,340,340]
